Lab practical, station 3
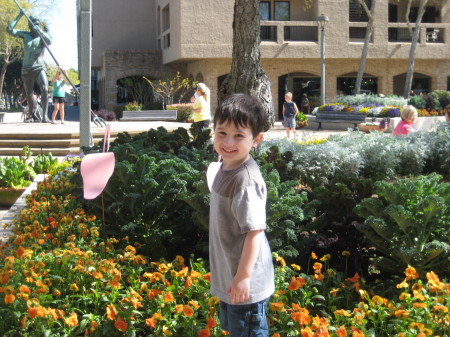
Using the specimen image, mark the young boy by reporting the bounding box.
[282,92,299,139]
[209,93,274,337]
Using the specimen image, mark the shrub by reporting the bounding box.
[166,103,193,122]
[124,101,142,111]
[354,173,450,275]
[113,104,125,120]
[333,94,407,107]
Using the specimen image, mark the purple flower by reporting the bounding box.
[387,108,400,117]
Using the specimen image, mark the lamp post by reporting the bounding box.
[317,14,329,106]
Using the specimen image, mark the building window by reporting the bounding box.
[260,2,270,20]
[259,1,290,21]
[349,0,371,22]
[409,6,437,23]
[274,1,290,21]
[162,4,170,32]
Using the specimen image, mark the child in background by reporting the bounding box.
[393,105,418,136]
[282,92,299,139]
[209,93,274,337]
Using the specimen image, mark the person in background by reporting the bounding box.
[393,105,418,136]
[209,94,274,337]
[439,97,450,123]
[282,92,299,139]
[51,68,67,124]
[190,83,211,128]
[301,93,310,114]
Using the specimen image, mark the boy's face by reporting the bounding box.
[213,120,263,170]
[285,95,291,102]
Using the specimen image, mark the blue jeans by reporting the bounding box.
[219,297,270,337]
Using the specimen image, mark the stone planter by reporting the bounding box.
[0,187,26,207]
[358,124,388,133]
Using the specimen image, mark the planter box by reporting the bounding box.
[315,112,367,122]
[0,187,26,207]
[121,110,177,121]
[358,124,387,133]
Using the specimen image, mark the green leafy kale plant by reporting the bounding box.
[354,173,450,275]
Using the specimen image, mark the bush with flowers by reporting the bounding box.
[0,123,449,336]
[316,91,450,118]
[0,173,448,336]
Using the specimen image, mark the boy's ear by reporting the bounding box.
[252,132,264,147]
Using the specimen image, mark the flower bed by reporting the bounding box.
[0,162,448,336]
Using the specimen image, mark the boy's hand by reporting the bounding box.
[227,276,250,304]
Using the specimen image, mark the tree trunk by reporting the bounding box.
[355,0,376,95]
[403,0,428,99]
[218,0,275,131]
[0,45,20,100]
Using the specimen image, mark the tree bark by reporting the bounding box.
[218,0,275,131]
[355,0,376,95]
[403,0,428,99]
[0,45,21,100]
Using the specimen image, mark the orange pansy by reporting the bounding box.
[106,304,117,320]
[114,317,128,332]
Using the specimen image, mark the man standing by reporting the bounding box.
[7,10,51,123]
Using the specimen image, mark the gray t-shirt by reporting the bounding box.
[209,156,274,305]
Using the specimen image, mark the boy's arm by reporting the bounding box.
[282,104,285,117]
[294,103,299,117]
[227,229,264,304]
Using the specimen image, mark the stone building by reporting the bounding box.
[82,0,450,119]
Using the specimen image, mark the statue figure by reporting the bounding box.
[7,10,51,123]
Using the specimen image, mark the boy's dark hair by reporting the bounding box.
[214,93,266,137]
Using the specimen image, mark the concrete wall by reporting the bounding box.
[87,0,450,116]
[92,0,157,68]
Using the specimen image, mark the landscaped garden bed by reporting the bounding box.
[0,123,449,336]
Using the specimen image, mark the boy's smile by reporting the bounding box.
[214,121,263,170]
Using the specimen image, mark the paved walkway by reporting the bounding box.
[1,112,343,140]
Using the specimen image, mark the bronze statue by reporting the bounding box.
[7,10,51,123]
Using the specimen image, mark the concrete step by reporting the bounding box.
[0,147,81,156]
[0,139,80,148]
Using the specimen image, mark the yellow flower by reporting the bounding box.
[320,254,331,261]
[64,312,78,327]
[291,264,301,271]
[69,283,79,292]
[371,295,386,306]
[311,252,318,259]
[334,309,351,317]
[208,296,220,306]
[399,292,411,301]
[433,305,448,313]
[275,255,286,266]
[396,280,409,288]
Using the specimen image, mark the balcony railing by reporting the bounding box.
[387,24,445,44]
[260,20,447,45]
[261,21,318,43]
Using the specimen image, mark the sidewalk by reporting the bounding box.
[1,111,344,141]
